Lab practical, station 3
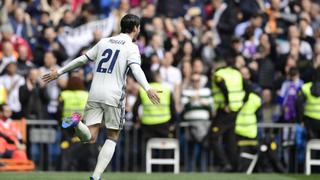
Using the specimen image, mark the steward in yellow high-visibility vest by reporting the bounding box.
[207,58,249,172]
[132,70,176,169]
[298,68,320,139]
[235,92,262,139]
[133,70,176,136]
[235,91,261,172]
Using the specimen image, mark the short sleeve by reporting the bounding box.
[85,41,100,61]
[127,44,141,66]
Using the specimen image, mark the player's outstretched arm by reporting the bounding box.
[130,63,161,104]
[41,55,90,84]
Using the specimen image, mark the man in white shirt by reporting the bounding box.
[42,14,160,180]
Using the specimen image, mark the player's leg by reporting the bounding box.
[75,123,100,143]
[91,129,120,179]
[91,105,124,180]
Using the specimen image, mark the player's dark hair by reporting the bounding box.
[120,14,140,33]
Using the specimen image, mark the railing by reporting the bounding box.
[24,120,302,172]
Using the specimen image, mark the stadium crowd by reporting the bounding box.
[0,0,320,173]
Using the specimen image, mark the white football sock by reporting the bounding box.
[75,121,92,142]
[92,139,117,179]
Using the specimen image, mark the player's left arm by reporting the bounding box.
[130,63,160,104]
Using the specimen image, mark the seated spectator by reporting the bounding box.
[33,27,68,66]
[0,41,18,74]
[0,104,27,161]
[0,62,25,119]
[181,61,192,90]
[0,24,32,60]
[235,13,263,45]
[192,58,208,87]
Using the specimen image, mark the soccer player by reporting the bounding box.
[42,14,160,180]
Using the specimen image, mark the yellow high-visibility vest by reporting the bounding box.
[0,85,7,105]
[212,67,245,112]
[302,82,320,120]
[235,93,262,139]
[60,90,88,118]
[139,83,171,125]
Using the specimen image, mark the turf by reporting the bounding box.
[0,172,319,180]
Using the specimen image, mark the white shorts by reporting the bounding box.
[83,101,125,130]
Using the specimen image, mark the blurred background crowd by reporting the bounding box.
[1,0,320,173]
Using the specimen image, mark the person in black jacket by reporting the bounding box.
[19,67,49,119]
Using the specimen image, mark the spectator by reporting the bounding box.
[160,51,182,112]
[181,61,193,90]
[278,68,303,122]
[0,41,18,74]
[33,27,68,66]
[39,52,67,119]
[8,7,34,40]
[41,0,70,26]
[0,104,28,161]
[235,13,263,45]
[16,45,34,77]
[144,34,165,59]
[210,0,238,57]
[0,24,32,59]
[261,89,281,123]
[19,68,49,119]
[181,73,212,171]
[192,58,208,87]
[0,62,25,119]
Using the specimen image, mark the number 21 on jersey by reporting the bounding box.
[97,48,120,74]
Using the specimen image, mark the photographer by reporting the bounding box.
[19,67,49,119]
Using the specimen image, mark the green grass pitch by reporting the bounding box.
[0,172,319,180]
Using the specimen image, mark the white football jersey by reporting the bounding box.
[85,33,141,108]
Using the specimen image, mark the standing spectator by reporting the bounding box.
[181,74,212,171]
[200,31,215,73]
[39,52,67,119]
[278,68,303,122]
[210,0,238,57]
[0,62,25,119]
[19,68,49,119]
[160,51,182,112]
[16,45,34,77]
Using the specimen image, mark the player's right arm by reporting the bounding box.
[42,40,100,84]
[41,55,90,83]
